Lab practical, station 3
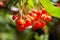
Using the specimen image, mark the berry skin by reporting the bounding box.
[16,25,26,32]
[32,21,46,30]
[0,2,3,7]
[32,9,38,13]
[39,21,46,28]
[24,18,32,27]
[16,19,25,25]
[32,10,41,20]
[32,21,41,30]
[12,15,18,20]
[29,12,37,20]
[27,15,35,21]
[41,9,46,14]
[41,14,46,20]
[45,15,52,22]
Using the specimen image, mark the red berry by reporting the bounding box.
[29,12,37,20]
[39,21,46,28]
[39,10,42,13]
[16,25,26,32]
[27,15,35,21]
[45,16,52,22]
[29,13,33,17]
[41,14,46,20]
[24,18,32,27]
[32,21,40,30]
[0,2,3,7]
[32,11,41,20]
[32,9,40,14]
[16,19,25,25]
[32,9,38,13]
[41,9,46,14]
[12,15,18,20]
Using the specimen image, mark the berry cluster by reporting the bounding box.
[12,8,52,32]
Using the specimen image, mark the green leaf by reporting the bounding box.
[28,0,34,7]
[24,0,26,4]
[24,0,34,11]
[39,0,60,18]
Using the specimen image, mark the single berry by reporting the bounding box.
[32,9,38,13]
[41,9,46,14]
[12,15,18,20]
[39,21,46,28]
[24,18,32,27]
[41,14,46,20]
[27,15,35,21]
[0,2,4,7]
[29,12,37,20]
[45,16,52,22]
[32,11,41,20]
[16,19,25,25]
[32,21,40,30]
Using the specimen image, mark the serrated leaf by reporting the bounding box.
[39,0,60,18]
